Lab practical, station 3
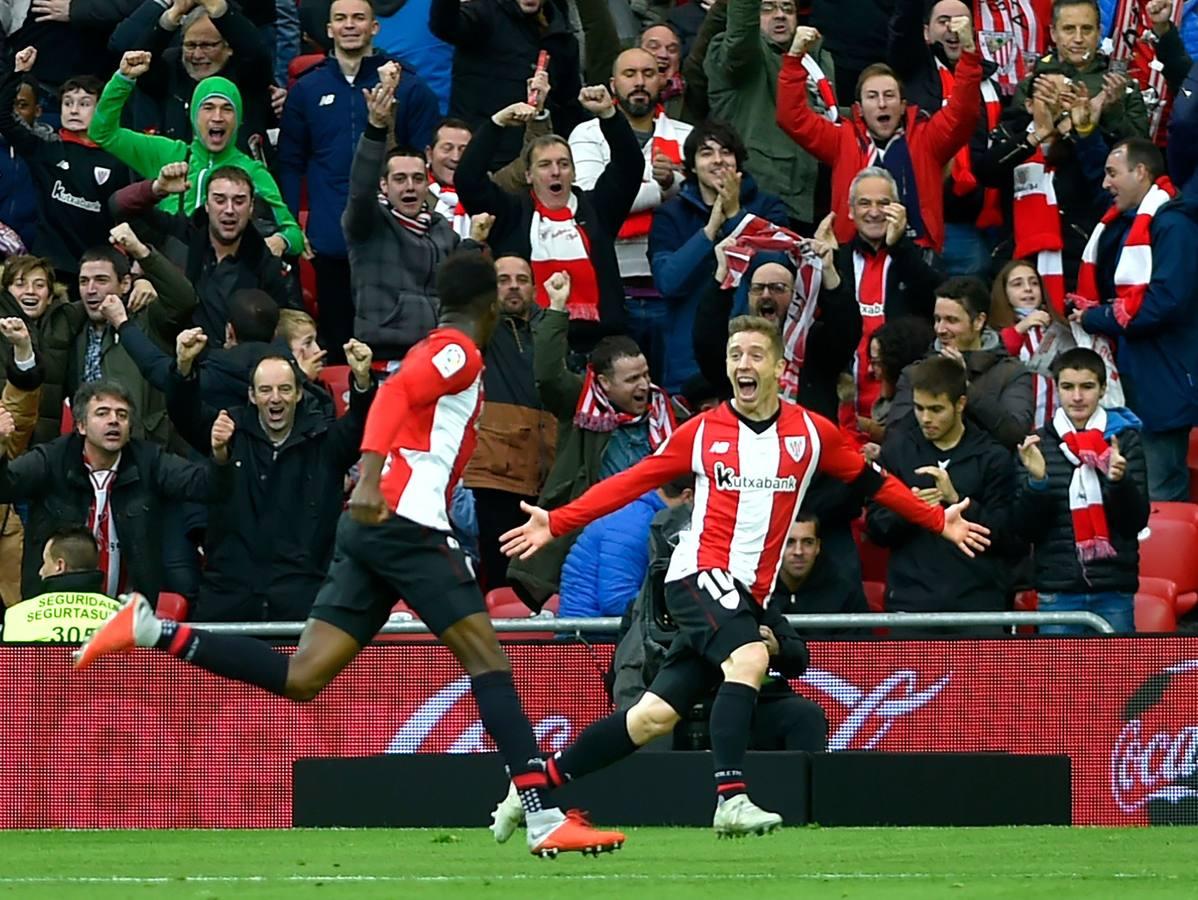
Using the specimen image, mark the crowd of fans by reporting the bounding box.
[1,0,1196,638]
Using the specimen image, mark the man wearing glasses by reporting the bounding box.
[109,0,275,153]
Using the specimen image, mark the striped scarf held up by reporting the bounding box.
[1054,406,1116,564]
[719,214,823,401]
[573,367,675,449]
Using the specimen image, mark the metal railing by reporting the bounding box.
[198,610,1116,637]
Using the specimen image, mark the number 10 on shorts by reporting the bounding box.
[698,569,739,610]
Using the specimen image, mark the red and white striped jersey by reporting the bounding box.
[549,401,946,602]
[360,328,483,532]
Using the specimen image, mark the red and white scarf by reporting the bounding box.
[530,193,601,322]
[379,193,433,235]
[573,366,675,448]
[85,452,123,597]
[937,59,1003,228]
[617,109,684,241]
[1075,175,1176,327]
[1011,318,1058,429]
[1054,406,1117,563]
[1109,0,1181,141]
[852,247,892,416]
[719,214,823,401]
[801,54,839,122]
[428,176,471,240]
[973,0,1050,94]
[1011,144,1066,313]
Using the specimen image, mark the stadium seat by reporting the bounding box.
[485,587,524,611]
[317,366,352,417]
[851,518,890,583]
[59,398,73,435]
[1149,502,1198,528]
[1013,590,1038,634]
[862,582,887,637]
[543,594,561,615]
[1134,592,1177,633]
[1139,519,1198,616]
[156,592,189,622]
[487,599,536,619]
[1138,576,1179,608]
[287,52,323,87]
[863,581,885,613]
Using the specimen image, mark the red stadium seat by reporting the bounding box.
[156,592,189,622]
[1150,502,1198,528]
[1139,576,1179,608]
[317,366,351,417]
[1135,592,1178,633]
[543,594,561,615]
[1013,590,1038,634]
[60,399,74,435]
[863,581,885,613]
[851,518,890,583]
[1139,519,1198,616]
[287,53,324,87]
[862,581,887,637]
[485,587,524,611]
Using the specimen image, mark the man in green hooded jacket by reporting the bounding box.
[89,50,304,258]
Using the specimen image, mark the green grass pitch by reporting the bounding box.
[3,827,1198,899]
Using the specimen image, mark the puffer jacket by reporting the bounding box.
[888,330,1034,451]
[1013,410,1149,594]
[559,490,665,618]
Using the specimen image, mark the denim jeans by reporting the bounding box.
[1038,591,1135,635]
[1140,427,1191,501]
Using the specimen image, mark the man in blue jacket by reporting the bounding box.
[648,120,788,393]
[1075,137,1198,501]
[277,0,439,364]
[558,473,694,618]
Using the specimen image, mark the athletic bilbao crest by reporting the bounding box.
[784,436,806,462]
[94,166,111,185]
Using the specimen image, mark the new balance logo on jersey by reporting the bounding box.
[56,160,70,171]
[709,441,730,454]
[712,461,796,493]
[319,94,336,106]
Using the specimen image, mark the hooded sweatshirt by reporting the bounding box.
[89,73,303,255]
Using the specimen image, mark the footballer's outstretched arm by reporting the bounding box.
[500,418,699,560]
[810,415,991,557]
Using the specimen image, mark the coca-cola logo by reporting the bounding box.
[1110,660,1198,813]
[386,676,574,755]
[801,668,951,750]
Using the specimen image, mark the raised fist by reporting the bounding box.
[578,85,615,119]
[14,47,37,74]
[120,51,153,79]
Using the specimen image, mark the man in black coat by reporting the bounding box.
[769,513,867,636]
[1014,347,1149,634]
[455,86,643,343]
[0,379,233,601]
[868,355,1016,632]
[167,326,376,622]
[429,0,585,169]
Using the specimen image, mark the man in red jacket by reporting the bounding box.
[776,18,982,253]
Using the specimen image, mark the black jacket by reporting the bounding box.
[0,432,230,600]
[838,236,942,326]
[889,333,1034,451]
[429,0,585,169]
[769,552,868,638]
[456,115,643,338]
[1013,418,1149,594]
[868,422,1016,614]
[692,274,861,422]
[167,365,374,622]
[0,70,130,275]
[108,0,275,154]
[977,111,1111,287]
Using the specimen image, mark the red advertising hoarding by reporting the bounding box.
[2,639,1196,827]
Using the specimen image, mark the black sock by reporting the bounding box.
[549,709,639,786]
[470,670,551,814]
[156,621,289,697]
[711,681,759,802]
